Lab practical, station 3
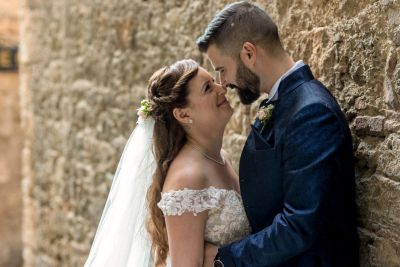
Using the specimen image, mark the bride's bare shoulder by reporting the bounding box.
[162,151,207,192]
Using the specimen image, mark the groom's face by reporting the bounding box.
[207,44,261,105]
[235,59,261,104]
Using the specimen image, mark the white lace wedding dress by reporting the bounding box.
[157,186,251,246]
[84,118,251,267]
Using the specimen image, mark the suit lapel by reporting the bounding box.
[252,100,277,149]
[251,65,315,147]
[250,124,272,150]
[244,65,316,167]
[277,65,314,100]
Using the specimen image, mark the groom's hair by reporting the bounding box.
[197,1,283,56]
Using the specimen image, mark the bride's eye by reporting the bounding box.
[205,83,211,92]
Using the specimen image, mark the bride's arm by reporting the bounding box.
[165,211,208,267]
[160,168,210,267]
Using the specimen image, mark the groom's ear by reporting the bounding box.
[239,42,257,68]
[172,107,191,124]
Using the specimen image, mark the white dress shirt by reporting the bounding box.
[267,60,305,103]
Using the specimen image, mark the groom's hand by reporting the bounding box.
[203,242,218,267]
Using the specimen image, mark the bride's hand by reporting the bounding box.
[203,242,219,267]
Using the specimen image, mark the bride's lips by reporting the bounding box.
[217,98,229,107]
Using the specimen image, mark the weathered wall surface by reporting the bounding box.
[20,0,400,266]
[0,0,23,267]
[266,1,400,266]
[0,1,20,45]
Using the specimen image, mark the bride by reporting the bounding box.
[84,59,251,267]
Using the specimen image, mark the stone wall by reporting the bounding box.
[0,1,20,45]
[0,0,23,266]
[268,1,400,266]
[20,0,400,266]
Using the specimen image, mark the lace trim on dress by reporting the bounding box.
[157,186,237,216]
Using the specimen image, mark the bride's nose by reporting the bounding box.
[215,84,227,96]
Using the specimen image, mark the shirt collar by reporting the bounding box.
[266,60,305,103]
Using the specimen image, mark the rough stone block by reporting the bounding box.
[384,76,400,109]
[357,174,400,266]
[394,26,400,46]
[376,134,400,181]
[353,116,385,136]
[384,119,400,133]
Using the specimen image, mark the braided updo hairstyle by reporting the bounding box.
[146,59,199,266]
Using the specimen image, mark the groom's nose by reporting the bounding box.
[219,73,228,87]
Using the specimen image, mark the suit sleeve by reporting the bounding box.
[217,103,345,266]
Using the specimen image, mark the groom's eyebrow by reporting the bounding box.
[215,67,223,72]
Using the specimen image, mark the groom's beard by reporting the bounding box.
[230,60,261,105]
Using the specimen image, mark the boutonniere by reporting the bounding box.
[257,104,275,132]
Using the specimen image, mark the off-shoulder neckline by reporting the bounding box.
[161,186,241,197]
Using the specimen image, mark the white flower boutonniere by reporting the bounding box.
[136,99,152,122]
[257,104,275,132]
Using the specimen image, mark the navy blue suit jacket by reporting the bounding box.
[218,66,359,266]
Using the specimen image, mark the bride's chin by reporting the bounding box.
[222,112,234,126]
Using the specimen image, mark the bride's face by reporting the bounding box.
[185,67,233,132]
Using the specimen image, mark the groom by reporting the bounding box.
[197,1,359,267]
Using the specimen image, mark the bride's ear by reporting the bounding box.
[172,107,192,125]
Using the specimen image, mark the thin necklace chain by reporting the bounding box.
[188,143,226,166]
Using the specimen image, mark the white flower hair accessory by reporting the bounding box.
[257,104,275,132]
[136,99,153,122]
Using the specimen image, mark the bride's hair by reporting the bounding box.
[146,59,199,266]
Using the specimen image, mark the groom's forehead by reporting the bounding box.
[206,44,222,61]
[207,45,231,69]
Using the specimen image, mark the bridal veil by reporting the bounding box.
[84,118,155,267]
